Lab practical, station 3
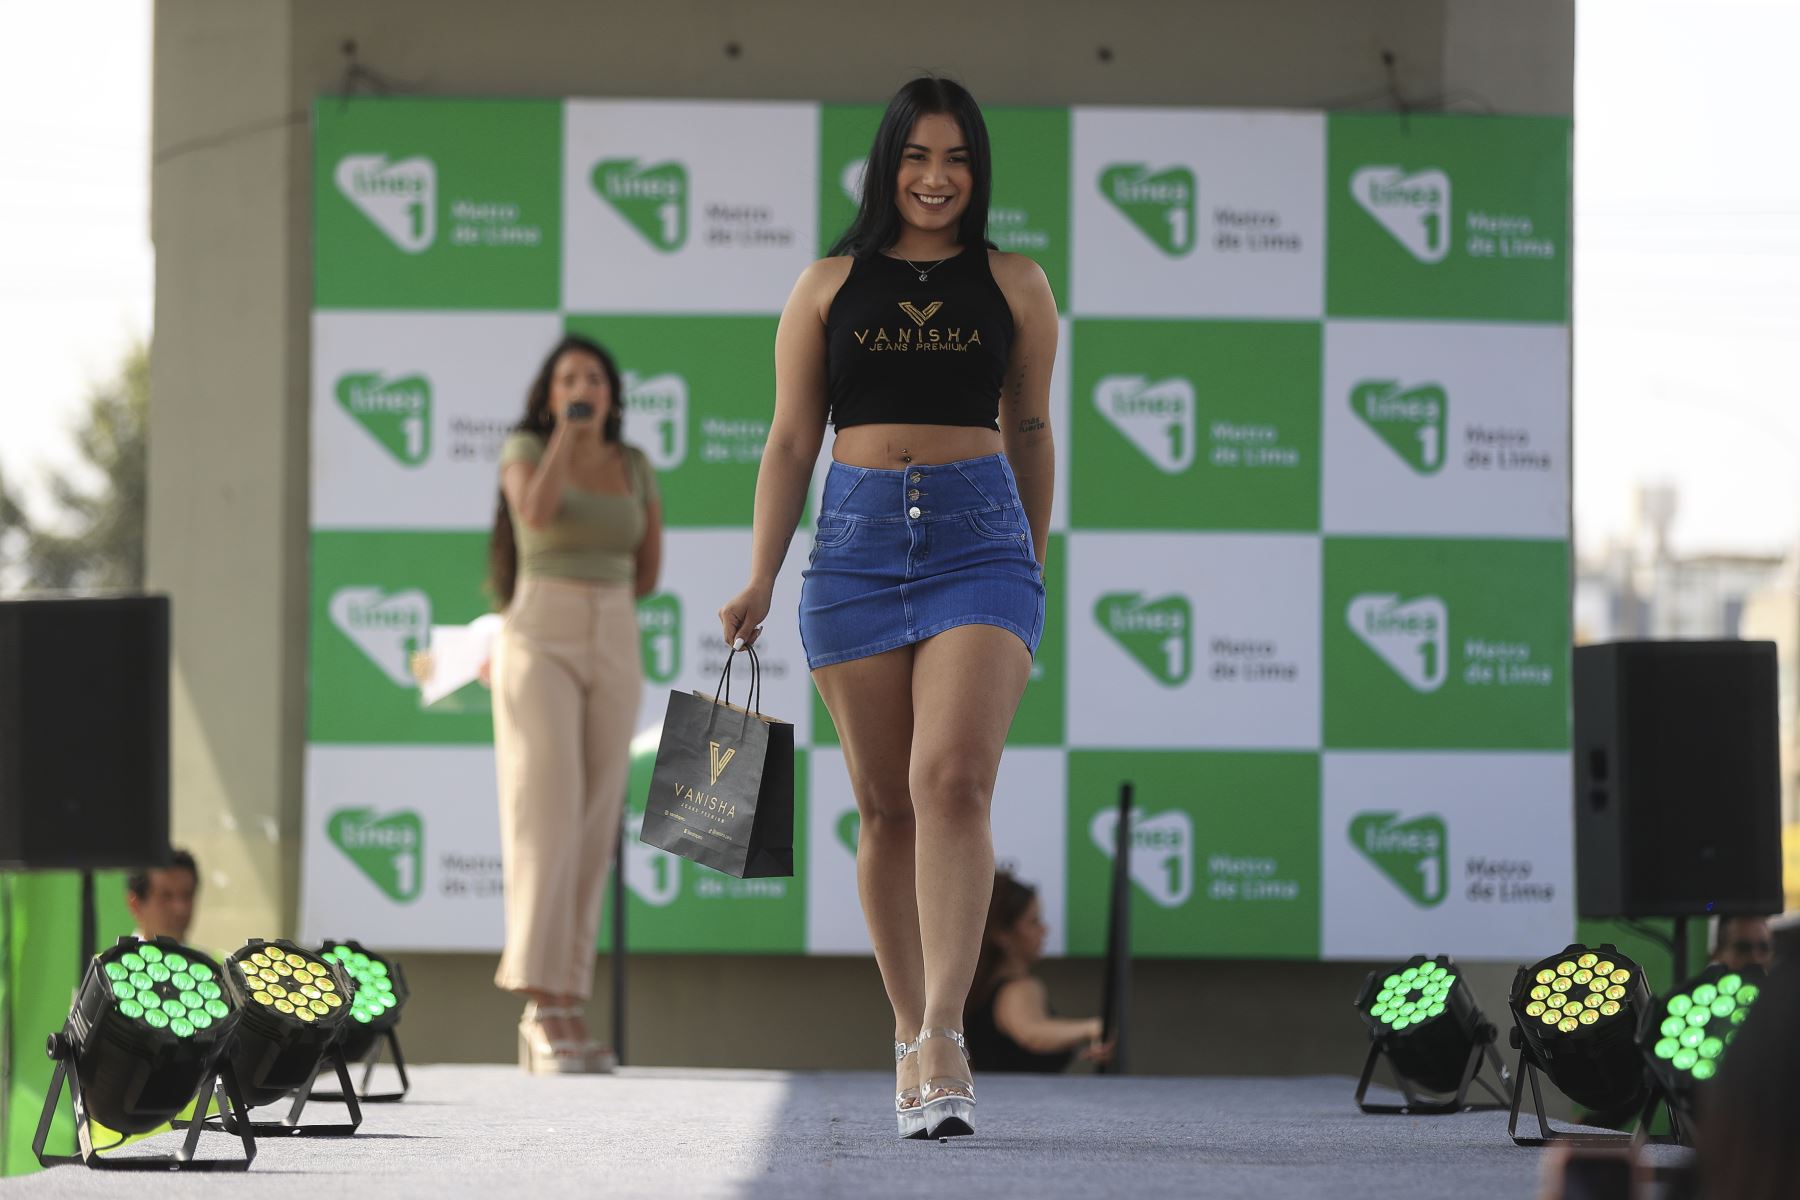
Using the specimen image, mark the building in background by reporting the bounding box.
[1575,484,1786,644]
[1577,483,1799,909]
[1742,552,1800,910]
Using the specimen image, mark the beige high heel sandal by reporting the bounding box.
[917,1027,975,1140]
[518,1002,586,1075]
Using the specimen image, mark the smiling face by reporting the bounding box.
[894,112,972,237]
[547,348,611,424]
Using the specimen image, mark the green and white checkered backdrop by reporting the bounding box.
[303,97,1572,960]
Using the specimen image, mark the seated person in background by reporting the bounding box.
[1697,963,1800,1200]
[964,870,1113,1072]
[1710,914,1774,974]
[126,848,198,942]
[91,848,208,1149]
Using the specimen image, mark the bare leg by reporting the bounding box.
[813,643,924,1096]
[908,625,1032,1094]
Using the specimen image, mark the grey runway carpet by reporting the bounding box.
[8,1066,1693,1198]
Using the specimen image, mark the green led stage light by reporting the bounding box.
[206,938,364,1138]
[1636,962,1767,1141]
[31,937,255,1171]
[1505,944,1661,1147]
[1352,955,1509,1114]
[307,940,412,1103]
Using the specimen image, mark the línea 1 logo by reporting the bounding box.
[335,154,437,254]
[1099,163,1197,257]
[335,372,432,466]
[593,158,689,252]
[1350,165,1451,264]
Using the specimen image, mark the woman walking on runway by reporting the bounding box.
[488,334,663,1074]
[718,76,1057,1139]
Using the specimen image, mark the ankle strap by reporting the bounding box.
[894,1039,917,1062]
[916,1027,966,1055]
[526,1002,582,1019]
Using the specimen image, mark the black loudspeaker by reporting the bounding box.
[0,595,171,870]
[1573,640,1782,918]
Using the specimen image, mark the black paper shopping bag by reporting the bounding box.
[638,645,794,878]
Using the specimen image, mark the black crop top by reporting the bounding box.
[825,248,1015,431]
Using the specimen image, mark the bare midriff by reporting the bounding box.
[831,422,1002,470]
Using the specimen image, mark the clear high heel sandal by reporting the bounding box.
[895,1038,926,1139]
[917,1027,976,1140]
[518,1002,586,1075]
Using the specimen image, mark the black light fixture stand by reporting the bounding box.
[33,1031,256,1171]
[206,1046,364,1137]
[307,1027,410,1104]
[1505,1037,1683,1148]
[1356,1020,1510,1114]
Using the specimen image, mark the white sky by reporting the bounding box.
[1575,0,1800,556]
[0,0,152,513]
[0,2,1795,557]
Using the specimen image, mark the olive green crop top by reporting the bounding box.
[501,433,657,586]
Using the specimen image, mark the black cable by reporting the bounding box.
[334,39,421,102]
[1623,918,1676,955]
[1382,50,1408,115]
[151,111,308,168]
[1313,50,1498,116]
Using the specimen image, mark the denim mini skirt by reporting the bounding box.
[798,452,1046,671]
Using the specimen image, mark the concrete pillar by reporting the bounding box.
[147,0,306,951]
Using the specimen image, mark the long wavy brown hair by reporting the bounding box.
[486,334,625,608]
[966,870,1038,1023]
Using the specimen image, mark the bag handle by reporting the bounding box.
[711,643,763,717]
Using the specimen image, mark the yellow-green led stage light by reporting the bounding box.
[32,937,255,1171]
[312,940,412,1103]
[1639,963,1766,1132]
[321,941,406,1039]
[210,938,364,1137]
[1353,955,1508,1114]
[1506,944,1654,1146]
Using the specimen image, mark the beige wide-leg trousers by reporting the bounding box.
[492,577,642,1000]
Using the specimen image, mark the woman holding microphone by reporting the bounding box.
[487,333,662,1074]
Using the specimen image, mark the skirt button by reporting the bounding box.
[908,506,922,519]
[909,473,923,484]
[908,489,921,501]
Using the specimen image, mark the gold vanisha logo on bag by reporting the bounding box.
[669,781,737,823]
[898,300,942,326]
[709,741,737,785]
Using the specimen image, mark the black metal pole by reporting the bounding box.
[78,870,96,984]
[611,806,627,1066]
[1100,782,1133,1075]
[1671,916,1689,985]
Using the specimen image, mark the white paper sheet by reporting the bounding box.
[418,614,504,707]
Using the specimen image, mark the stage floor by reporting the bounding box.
[11,1066,1694,1198]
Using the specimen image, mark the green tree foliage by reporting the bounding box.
[0,341,147,592]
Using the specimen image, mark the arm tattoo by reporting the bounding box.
[1016,417,1045,434]
[1010,355,1028,412]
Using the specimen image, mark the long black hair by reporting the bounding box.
[486,334,624,608]
[829,76,994,258]
[966,870,1039,1023]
